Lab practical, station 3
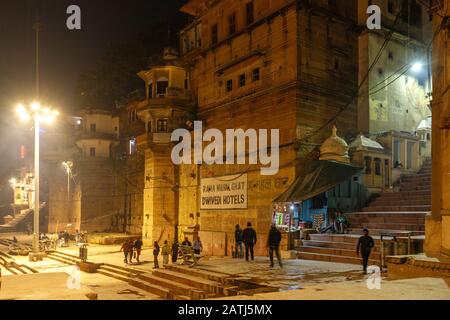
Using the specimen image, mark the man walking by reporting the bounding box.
[120,239,133,264]
[162,240,171,266]
[153,241,160,269]
[357,228,375,274]
[267,224,283,268]
[234,225,244,259]
[242,222,257,261]
[134,237,143,264]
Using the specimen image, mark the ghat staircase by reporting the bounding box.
[43,251,277,300]
[297,160,431,265]
[0,204,45,233]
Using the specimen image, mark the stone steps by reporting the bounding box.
[46,252,80,265]
[347,228,424,236]
[152,269,227,295]
[349,223,424,231]
[362,205,431,212]
[138,273,215,299]
[297,251,379,266]
[298,245,381,259]
[302,239,383,252]
[309,234,382,244]
[378,191,431,199]
[370,199,431,206]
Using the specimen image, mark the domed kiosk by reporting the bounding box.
[319,126,350,164]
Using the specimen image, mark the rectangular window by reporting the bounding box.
[252,68,260,82]
[89,148,96,157]
[156,81,168,96]
[238,74,246,87]
[157,119,168,132]
[364,157,372,175]
[229,13,236,35]
[211,24,218,45]
[375,158,382,176]
[246,1,254,25]
[90,124,96,132]
[226,79,233,92]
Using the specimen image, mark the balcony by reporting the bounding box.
[137,132,172,146]
[75,130,118,141]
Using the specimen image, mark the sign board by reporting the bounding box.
[200,174,248,210]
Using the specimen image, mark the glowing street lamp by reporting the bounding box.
[9,178,17,188]
[15,102,59,257]
[411,62,423,73]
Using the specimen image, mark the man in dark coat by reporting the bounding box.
[234,224,244,259]
[242,222,257,261]
[172,241,179,263]
[357,228,375,274]
[267,224,283,268]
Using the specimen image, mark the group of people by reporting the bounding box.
[234,221,374,274]
[37,230,86,250]
[120,224,374,274]
[235,222,283,268]
[120,238,143,264]
[121,236,204,269]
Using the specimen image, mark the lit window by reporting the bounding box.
[157,119,169,132]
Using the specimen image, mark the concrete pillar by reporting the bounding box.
[426,1,449,258]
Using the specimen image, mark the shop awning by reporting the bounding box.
[273,160,363,203]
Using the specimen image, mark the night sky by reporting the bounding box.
[0,0,187,205]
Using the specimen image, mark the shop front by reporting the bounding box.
[273,160,364,250]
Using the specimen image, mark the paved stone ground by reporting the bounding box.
[1,233,449,300]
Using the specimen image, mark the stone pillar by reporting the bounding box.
[142,147,177,246]
[426,1,449,258]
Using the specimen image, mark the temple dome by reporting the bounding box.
[319,126,350,164]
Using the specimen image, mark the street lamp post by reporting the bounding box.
[62,161,73,227]
[16,102,59,259]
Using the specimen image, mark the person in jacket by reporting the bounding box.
[182,237,192,247]
[172,240,179,263]
[153,241,160,269]
[120,239,134,264]
[234,224,244,259]
[267,224,283,268]
[193,237,203,255]
[161,240,171,266]
[242,222,257,261]
[356,228,375,274]
[134,237,143,264]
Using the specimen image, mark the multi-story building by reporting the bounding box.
[426,0,449,259]
[177,0,361,255]
[357,0,433,187]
